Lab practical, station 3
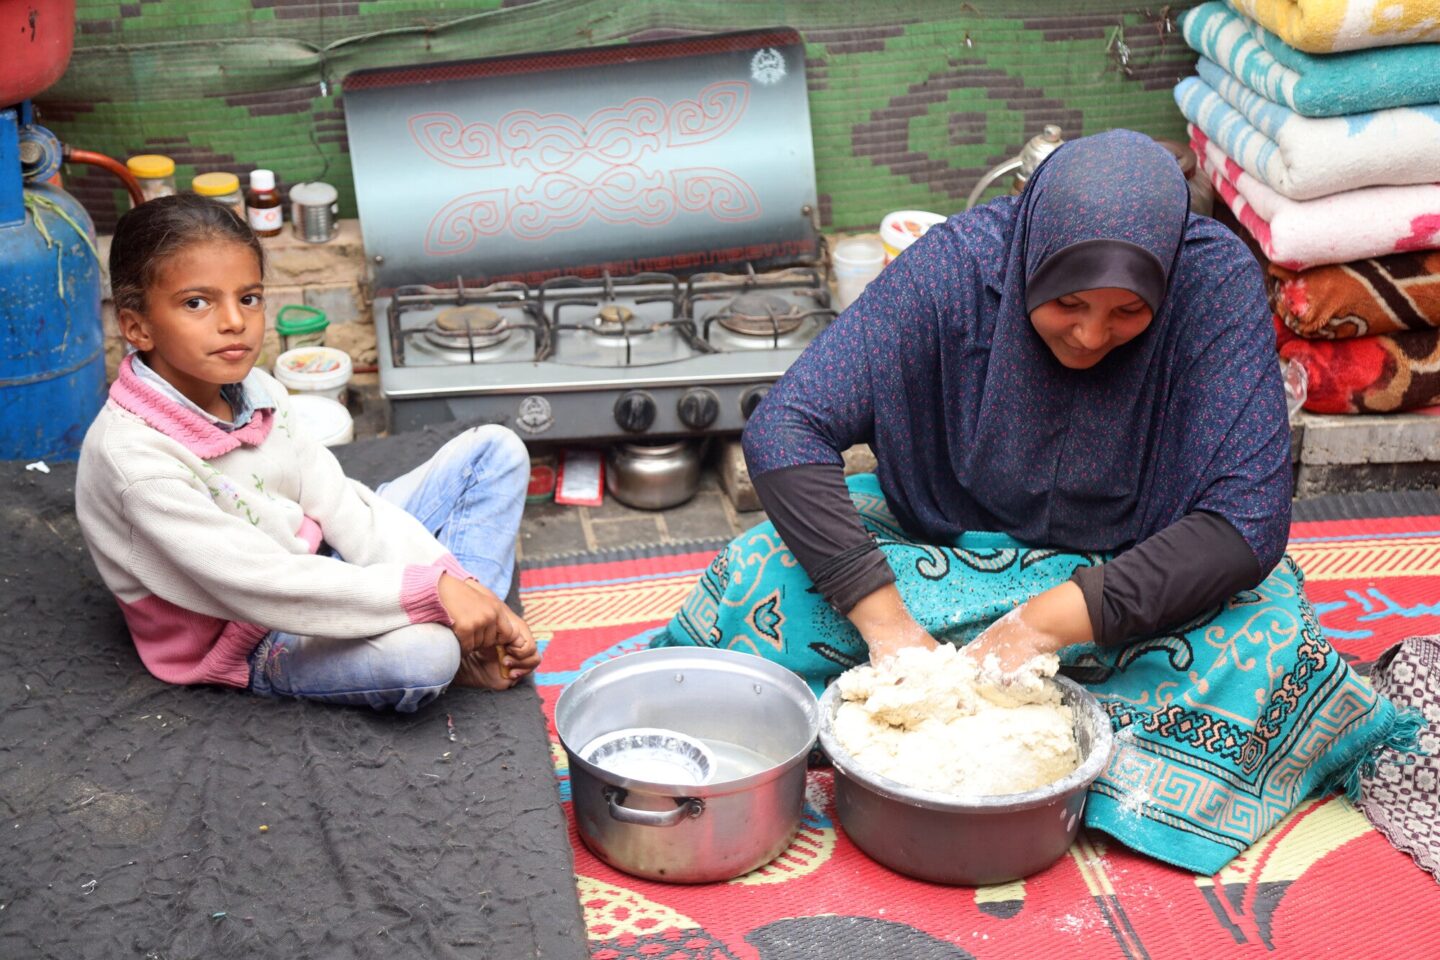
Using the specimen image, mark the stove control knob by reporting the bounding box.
[740,385,770,420]
[677,389,720,430]
[614,390,657,433]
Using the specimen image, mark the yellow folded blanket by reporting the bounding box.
[1227,0,1440,52]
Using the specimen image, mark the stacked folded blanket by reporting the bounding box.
[1271,251,1440,338]
[1275,317,1440,414]
[1178,2,1440,415]
[1228,0,1440,53]
[1183,2,1440,116]
[1190,127,1440,270]
[1176,60,1440,199]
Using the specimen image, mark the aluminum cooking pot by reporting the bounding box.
[556,647,820,883]
[818,674,1114,885]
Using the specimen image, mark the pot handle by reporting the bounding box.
[604,787,705,827]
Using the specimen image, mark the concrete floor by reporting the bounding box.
[518,467,765,561]
[348,373,765,561]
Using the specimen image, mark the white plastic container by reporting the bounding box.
[274,346,352,402]
[879,210,947,264]
[832,235,886,312]
[288,394,354,447]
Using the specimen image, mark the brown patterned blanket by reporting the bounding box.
[1272,250,1440,339]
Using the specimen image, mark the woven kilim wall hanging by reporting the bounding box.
[41,1,1200,233]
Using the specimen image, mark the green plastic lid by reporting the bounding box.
[276,304,328,335]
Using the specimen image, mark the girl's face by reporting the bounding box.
[1028,287,1154,370]
[119,239,265,411]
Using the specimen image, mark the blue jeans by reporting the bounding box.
[248,425,530,712]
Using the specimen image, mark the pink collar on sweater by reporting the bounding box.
[110,355,274,458]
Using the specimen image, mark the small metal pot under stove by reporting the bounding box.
[606,439,704,510]
[555,647,820,884]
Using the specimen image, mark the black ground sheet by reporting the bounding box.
[0,426,588,960]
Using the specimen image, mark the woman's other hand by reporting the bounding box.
[848,583,938,664]
[965,581,1092,672]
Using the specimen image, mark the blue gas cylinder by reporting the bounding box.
[1,120,106,461]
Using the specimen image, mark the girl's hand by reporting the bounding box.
[495,603,541,682]
[447,576,542,690]
[965,582,1092,673]
[847,583,938,665]
[437,572,507,656]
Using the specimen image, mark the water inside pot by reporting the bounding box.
[556,648,820,793]
[695,737,776,781]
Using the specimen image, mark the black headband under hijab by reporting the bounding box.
[1019,132,1189,316]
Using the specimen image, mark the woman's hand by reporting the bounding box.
[965,581,1092,672]
[847,583,937,664]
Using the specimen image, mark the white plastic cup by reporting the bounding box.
[274,346,352,402]
[288,393,354,446]
[832,236,886,312]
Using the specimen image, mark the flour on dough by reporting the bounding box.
[832,644,1080,796]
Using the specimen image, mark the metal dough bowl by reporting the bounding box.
[818,674,1114,886]
[556,647,820,883]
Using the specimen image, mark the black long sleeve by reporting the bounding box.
[752,463,895,614]
[756,464,1261,645]
[1070,510,1261,648]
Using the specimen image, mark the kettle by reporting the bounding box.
[964,124,1065,210]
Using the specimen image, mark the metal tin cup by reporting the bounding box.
[289,181,339,243]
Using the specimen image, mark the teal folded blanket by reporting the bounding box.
[1182,1,1440,117]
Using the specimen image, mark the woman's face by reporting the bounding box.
[1028,287,1154,370]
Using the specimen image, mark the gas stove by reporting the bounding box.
[374,262,834,439]
[345,28,824,441]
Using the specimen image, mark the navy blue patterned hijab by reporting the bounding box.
[744,129,1292,569]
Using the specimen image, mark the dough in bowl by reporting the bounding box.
[832,644,1080,797]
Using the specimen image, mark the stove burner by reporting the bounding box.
[596,304,636,331]
[717,292,804,336]
[426,305,512,350]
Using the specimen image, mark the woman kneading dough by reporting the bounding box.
[653,129,1411,874]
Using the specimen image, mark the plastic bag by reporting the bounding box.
[1281,357,1308,419]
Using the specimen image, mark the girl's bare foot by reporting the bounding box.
[453,645,512,690]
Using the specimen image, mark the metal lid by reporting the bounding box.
[290,180,338,205]
[343,28,819,289]
[618,440,694,458]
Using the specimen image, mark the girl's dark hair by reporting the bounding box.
[109,193,266,313]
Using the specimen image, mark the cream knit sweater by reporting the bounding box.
[76,356,465,688]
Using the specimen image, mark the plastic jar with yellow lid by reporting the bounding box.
[192,171,246,221]
[126,154,176,204]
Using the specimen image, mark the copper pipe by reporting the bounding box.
[63,147,145,207]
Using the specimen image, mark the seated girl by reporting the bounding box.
[77,194,539,712]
